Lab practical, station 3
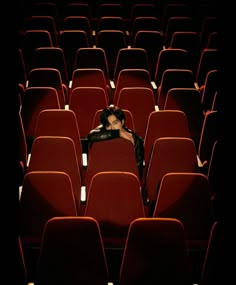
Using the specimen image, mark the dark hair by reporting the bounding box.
[100,105,126,127]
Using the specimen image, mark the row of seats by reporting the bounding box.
[23,1,217,31]
[18,107,218,188]
[18,28,218,79]
[20,14,218,48]
[18,217,219,285]
[18,47,218,109]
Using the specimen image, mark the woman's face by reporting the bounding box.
[105,114,124,130]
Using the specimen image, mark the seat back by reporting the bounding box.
[164,16,195,47]
[113,47,150,82]
[70,68,109,102]
[27,67,66,108]
[169,31,202,74]
[23,15,58,46]
[143,137,199,208]
[96,16,126,34]
[73,47,110,87]
[130,16,161,44]
[62,16,93,46]
[35,216,109,285]
[31,47,68,85]
[119,217,191,285]
[113,68,153,105]
[95,29,127,77]
[143,110,191,169]
[154,48,191,87]
[85,171,145,247]
[153,172,215,244]
[58,30,90,80]
[21,87,60,146]
[19,29,53,74]
[27,136,82,213]
[34,109,83,174]
[164,87,205,148]
[157,68,196,110]
[132,30,164,78]
[69,86,108,138]
[86,138,139,191]
[19,171,77,246]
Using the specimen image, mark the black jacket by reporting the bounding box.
[87,125,144,179]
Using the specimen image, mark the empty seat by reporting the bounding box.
[164,87,205,149]
[62,16,93,46]
[19,170,78,246]
[132,31,164,79]
[95,29,127,77]
[129,16,161,44]
[34,109,84,178]
[19,30,53,74]
[164,16,196,47]
[169,31,202,75]
[96,16,126,35]
[73,47,110,88]
[157,68,196,110]
[58,30,90,80]
[23,15,58,46]
[153,172,215,282]
[84,171,145,248]
[69,68,110,103]
[113,47,150,82]
[200,17,218,48]
[154,48,192,88]
[195,48,218,89]
[113,68,153,105]
[27,67,67,108]
[27,136,82,214]
[161,3,192,33]
[119,217,192,285]
[143,110,191,173]
[69,86,108,138]
[31,47,69,85]
[142,137,199,214]
[153,172,215,246]
[20,87,60,152]
[34,216,109,285]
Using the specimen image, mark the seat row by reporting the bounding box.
[18,217,220,285]
[18,27,218,80]
[23,1,217,33]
